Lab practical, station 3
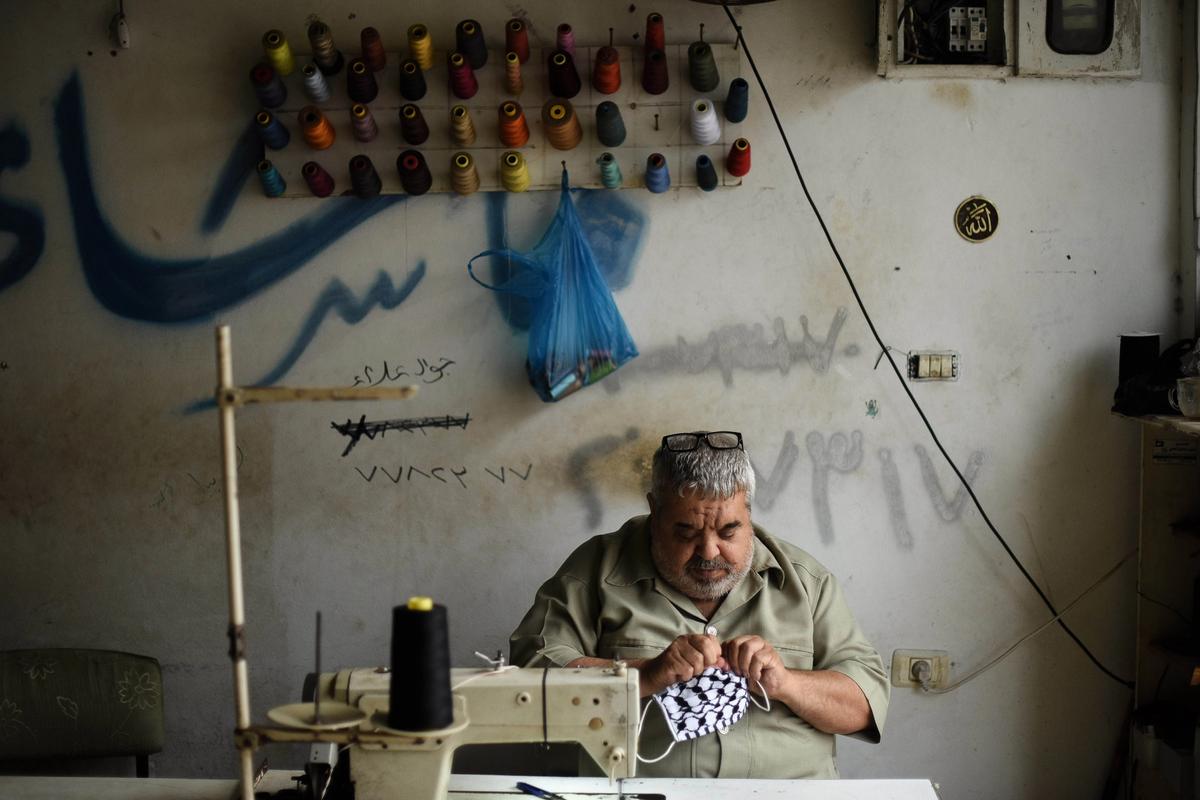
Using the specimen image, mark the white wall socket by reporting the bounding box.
[891,649,951,689]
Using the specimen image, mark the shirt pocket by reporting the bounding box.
[596,634,668,661]
[774,643,815,671]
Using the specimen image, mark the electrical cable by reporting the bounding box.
[720,3,1134,690]
[921,549,1136,694]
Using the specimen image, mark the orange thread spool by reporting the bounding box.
[542,99,582,151]
[504,51,524,95]
[498,102,530,147]
[592,46,621,94]
[299,106,335,150]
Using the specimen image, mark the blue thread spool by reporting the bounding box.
[595,101,626,147]
[257,159,286,197]
[725,78,750,123]
[596,153,622,189]
[250,63,287,109]
[255,110,290,150]
[645,153,670,193]
[349,155,382,197]
[696,154,718,192]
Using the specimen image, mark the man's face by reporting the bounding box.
[648,489,754,601]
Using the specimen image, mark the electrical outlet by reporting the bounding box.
[891,649,951,689]
[907,351,959,382]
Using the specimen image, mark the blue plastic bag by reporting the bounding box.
[469,169,638,402]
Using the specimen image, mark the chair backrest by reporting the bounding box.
[0,649,164,761]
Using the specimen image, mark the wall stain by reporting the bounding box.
[569,427,641,529]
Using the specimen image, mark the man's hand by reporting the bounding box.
[722,635,788,698]
[638,634,727,696]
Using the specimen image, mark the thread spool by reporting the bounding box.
[361,27,386,72]
[496,102,530,148]
[301,63,331,103]
[501,151,530,192]
[556,23,575,57]
[349,155,382,197]
[347,58,378,103]
[1118,333,1160,385]
[398,59,427,101]
[642,49,669,95]
[689,98,721,145]
[688,41,720,92]
[397,150,433,196]
[450,152,480,196]
[725,77,749,123]
[399,104,430,145]
[595,102,626,147]
[262,29,295,76]
[504,52,524,95]
[542,99,582,151]
[308,20,344,75]
[506,19,530,63]
[645,152,670,193]
[351,104,379,143]
[408,24,434,71]
[596,153,622,189]
[450,105,476,146]
[696,154,718,191]
[250,63,287,108]
[257,159,286,197]
[456,19,488,69]
[726,138,751,177]
[302,161,335,197]
[593,46,621,94]
[645,12,665,53]
[547,50,581,99]
[448,52,479,100]
[299,106,335,150]
[388,600,453,732]
[255,110,290,150]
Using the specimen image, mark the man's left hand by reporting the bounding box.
[722,635,787,698]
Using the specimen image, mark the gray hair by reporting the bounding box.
[650,439,756,508]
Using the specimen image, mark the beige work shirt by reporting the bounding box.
[509,516,889,779]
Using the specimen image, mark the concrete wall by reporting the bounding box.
[0,1,1183,797]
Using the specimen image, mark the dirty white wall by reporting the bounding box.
[0,1,1184,798]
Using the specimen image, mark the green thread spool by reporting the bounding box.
[596,153,622,189]
[688,41,720,93]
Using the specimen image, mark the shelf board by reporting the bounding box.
[1113,412,1200,438]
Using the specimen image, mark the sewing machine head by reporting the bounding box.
[301,662,638,800]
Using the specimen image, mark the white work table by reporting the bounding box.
[0,772,941,799]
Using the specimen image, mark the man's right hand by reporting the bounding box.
[635,634,727,697]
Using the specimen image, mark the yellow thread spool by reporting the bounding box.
[262,29,295,76]
[451,152,481,196]
[501,151,530,193]
[408,23,433,71]
[407,596,434,612]
[450,105,477,147]
[504,51,524,95]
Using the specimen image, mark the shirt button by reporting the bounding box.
[705,625,718,637]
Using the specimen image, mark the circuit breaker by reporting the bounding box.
[948,6,988,53]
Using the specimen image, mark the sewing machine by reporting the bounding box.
[253,662,639,800]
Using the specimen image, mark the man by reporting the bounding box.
[509,431,888,779]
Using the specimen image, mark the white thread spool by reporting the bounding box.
[302,63,332,103]
[690,98,721,145]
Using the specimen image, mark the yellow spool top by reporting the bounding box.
[409,24,428,39]
[549,104,566,121]
[407,596,434,611]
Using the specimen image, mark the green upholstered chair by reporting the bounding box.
[0,649,164,777]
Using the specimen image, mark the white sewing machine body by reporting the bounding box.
[303,664,639,800]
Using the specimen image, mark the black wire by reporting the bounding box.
[721,3,1133,691]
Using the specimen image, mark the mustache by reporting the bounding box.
[687,556,734,571]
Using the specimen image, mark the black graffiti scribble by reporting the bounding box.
[331,413,471,457]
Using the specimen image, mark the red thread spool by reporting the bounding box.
[361,27,386,71]
[727,138,751,177]
[448,52,479,99]
[506,18,530,63]
[302,161,335,197]
[400,104,430,145]
[642,49,669,95]
[592,46,621,94]
[498,101,530,147]
[547,50,581,98]
[645,12,665,52]
[298,106,336,149]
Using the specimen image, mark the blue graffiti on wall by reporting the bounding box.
[54,72,405,323]
[0,123,46,292]
[198,119,261,235]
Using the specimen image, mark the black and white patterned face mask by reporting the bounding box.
[637,667,770,763]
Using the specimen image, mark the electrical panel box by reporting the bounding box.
[948,6,988,53]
